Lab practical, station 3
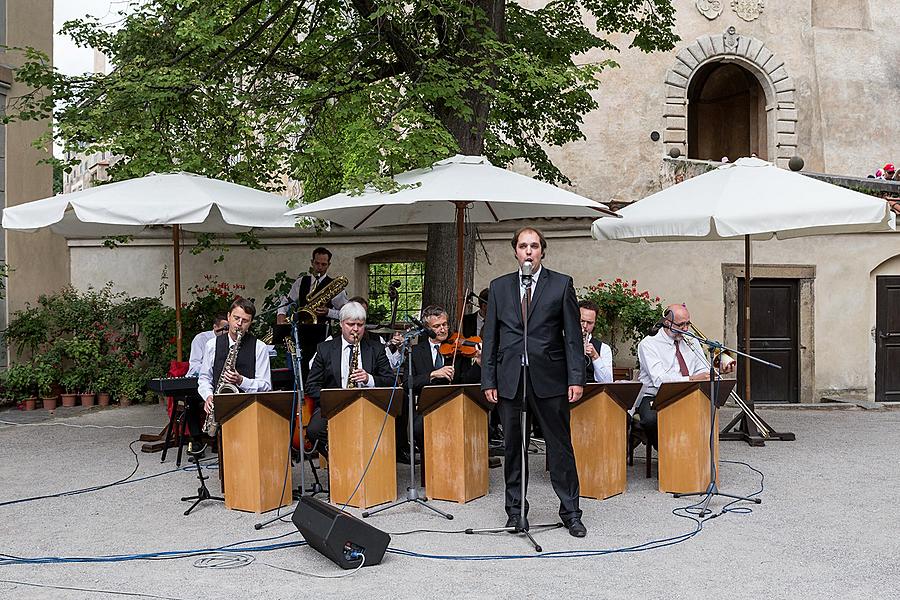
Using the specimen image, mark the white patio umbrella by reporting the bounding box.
[2,172,298,360]
[591,156,896,442]
[287,154,619,313]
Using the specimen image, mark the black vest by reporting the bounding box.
[212,332,258,387]
[297,274,334,307]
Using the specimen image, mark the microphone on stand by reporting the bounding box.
[406,315,437,339]
[521,259,534,287]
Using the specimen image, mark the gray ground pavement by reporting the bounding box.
[1,401,899,600]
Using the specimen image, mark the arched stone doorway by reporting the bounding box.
[664,28,798,167]
[688,62,768,161]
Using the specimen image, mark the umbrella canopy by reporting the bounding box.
[288,154,618,312]
[2,172,298,360]
[287,154,617,229]
[591,157,895,242]
[591,156,896,444]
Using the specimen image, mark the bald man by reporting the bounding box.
[635,304,735,448]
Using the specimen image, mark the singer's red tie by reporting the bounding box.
[674,342,690,376]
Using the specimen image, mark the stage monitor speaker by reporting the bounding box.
[291,495,390,569]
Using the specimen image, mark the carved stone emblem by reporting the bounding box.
[696,0,723,19]
[723,26,740,53]
[732,0,764,21]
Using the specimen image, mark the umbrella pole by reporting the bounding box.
[173,225,183,362]
[455,202,465,318]
[720,234,796,444]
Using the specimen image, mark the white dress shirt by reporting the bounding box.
[341,337,374,388]
[636,328,708,408]
[518,266,542,366]
[277,273,349,320]
[187,330,216,376]
[197,334,272,399]
[590,340,614,384]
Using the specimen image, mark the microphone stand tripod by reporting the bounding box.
[670,328,777,516]
[466,271,562,552]
[362,331,453,520]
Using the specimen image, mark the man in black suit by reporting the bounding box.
[305,301,394,455]
[481,226,587,538]
[462,288,489,337]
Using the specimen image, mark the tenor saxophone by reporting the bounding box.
[296,276,349,325]
[203,327,244,436]
[346,332,361,389]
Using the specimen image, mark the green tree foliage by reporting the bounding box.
[5,0,677,313]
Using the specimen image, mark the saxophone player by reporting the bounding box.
[579,300,613,384]
[276,247,349,383]
[305,301,394,456]
[193,298,272,453]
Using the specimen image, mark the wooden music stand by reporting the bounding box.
[569,382,643,500]
[321,387,402,509]
[419,384,492,503]
[214,391,294,513]
[654,380,736,494]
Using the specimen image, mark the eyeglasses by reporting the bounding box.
[669,320,691,328]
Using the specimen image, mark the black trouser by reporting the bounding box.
[497,372,581,522]
[307,406,422,458]
[637,395,658,449]
[185,393,205,440]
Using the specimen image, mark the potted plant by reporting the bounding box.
[59,369,80,407]
[34,357,57,411]
[94,360,113,406]
[2,363,37,410]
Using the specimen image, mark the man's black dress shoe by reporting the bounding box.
[564,517,587,538]
[505,515,529,531]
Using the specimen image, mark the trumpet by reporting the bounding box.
[687,323,770,438]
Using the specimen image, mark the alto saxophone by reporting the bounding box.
[346,332,361,389]
[297,276,349,325]
[203,327,244,436]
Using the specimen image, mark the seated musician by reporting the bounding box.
[187,314,228,377]
[578,300,613,384]
[193,297,272,454]
[462,288,489,337]
[305,301,394,456]
[635,303,734,448]
[348,295,405,372]
[402,304,485,462]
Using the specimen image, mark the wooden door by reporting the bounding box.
[876,276,900,402]
[737,278,799,403]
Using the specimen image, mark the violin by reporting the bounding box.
[439,332,482,357]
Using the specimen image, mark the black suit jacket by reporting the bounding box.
[306,336,394,406]
[481,267,584,399]
[462,312,480,337]
[404,338,479,398]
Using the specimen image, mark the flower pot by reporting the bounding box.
[97,392,111,406]
[60,393,78,407]
[42,396,58,411]
[119,397,132,408]
[80,393,96,407]
[23,397,37,411]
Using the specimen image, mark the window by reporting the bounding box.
[367,261,425,325]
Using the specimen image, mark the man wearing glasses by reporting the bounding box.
[635,303,735,449]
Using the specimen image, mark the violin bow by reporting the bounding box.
[451,288,471,365]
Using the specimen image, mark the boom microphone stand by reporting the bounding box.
[670,327,776,515]
[466,261,562,552]
[362,326,453,520]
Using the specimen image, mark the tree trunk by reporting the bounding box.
[423,222,476,320]
[420,0,505,321]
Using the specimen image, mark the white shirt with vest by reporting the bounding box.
[277,273,349,321]
[197,334,272,399]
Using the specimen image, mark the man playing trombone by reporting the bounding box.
[635,304,735,449]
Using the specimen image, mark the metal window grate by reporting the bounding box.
[367,261,425,325]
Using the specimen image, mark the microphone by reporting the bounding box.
[521,259,533,286]
[407,315,437,339]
